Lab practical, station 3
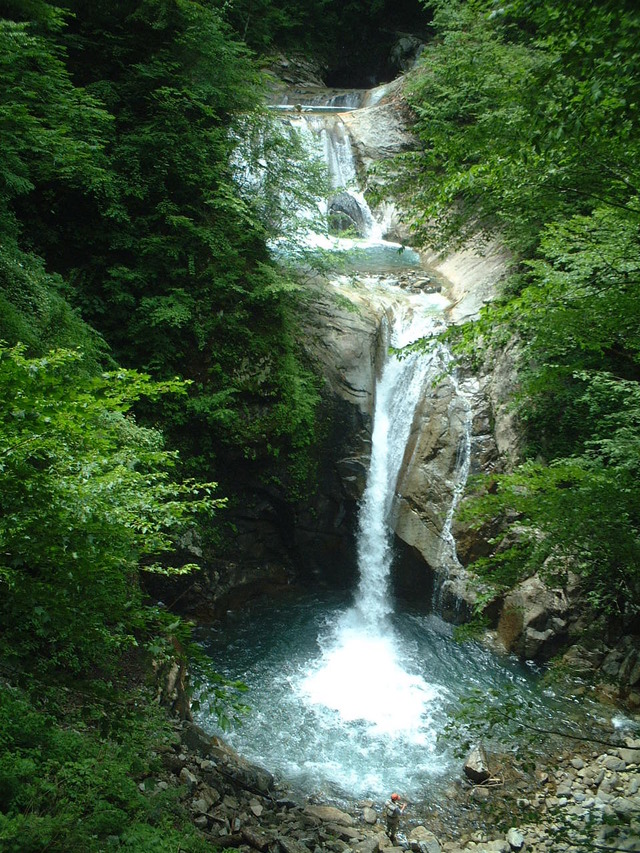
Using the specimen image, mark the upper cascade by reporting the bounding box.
[274,85,400,242]
[269,88,367,111]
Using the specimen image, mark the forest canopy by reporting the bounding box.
[0,2,325,846]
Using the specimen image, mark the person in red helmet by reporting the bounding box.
[384,792,407,844]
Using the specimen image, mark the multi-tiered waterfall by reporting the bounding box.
[198,85,555,804]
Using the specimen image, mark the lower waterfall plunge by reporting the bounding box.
[299,305,447,738]
[196,293,568,802]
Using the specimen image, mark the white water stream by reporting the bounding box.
[300,301,448,740]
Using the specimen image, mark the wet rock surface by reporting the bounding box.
[150,720,640,853]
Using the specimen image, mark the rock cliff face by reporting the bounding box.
[298,264,507,621]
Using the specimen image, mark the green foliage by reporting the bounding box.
[454,205,640,619]
[399,0,640,252]
[0,8,112,358]
[0,344,223,673]
[398,0,640,621]
[0,12,110,207]
[0,682,214,853]
[0,0,324,505]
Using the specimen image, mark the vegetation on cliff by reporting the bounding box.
[399,0,640,624]
[0,0,323,846]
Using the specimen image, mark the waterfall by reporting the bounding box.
[300,303,447,736]
[196,84,573,806]
[354,309,444,628]
[431,373,475,613]
[286,111,379,239]
[441,381,472,564]
[275,85,472,728]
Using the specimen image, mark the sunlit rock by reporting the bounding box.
[408,825,441,853]
[303,804,355,825]
[463,744,491,784]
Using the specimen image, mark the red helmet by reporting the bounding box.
[391,793,400,801]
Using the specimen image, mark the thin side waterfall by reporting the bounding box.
[430,373,476,614]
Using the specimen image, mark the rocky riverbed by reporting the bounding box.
[149,718,640,853]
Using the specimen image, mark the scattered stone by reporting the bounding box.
[201,785,220,806]
[161,751,185,773]
[327,822,361,840]
[242,827,274,850]
[179,767,198,790]
[463,744,492,784]
[485,841,509,853]
[408,825,441,853]
[612,797,640,817]
[250,799,264,817]
[278,837,313,853]
[470,786,491,802]
[352,838,380,853]
[193,797,209,814]
[364,807,378,824]
[506,828,525,850]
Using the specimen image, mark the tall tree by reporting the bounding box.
[4,0,321,495]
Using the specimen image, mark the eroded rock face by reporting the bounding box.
[341,79,418,174]
[424,240,512,325]
[300,282,386,417]
[300,274,506,620]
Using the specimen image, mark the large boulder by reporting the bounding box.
[409,826,441,853]
[463,744,492,784]
[303,805,355,825]
[497,573,576,660]
[328,191,370,236]
[393,371,500,617]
